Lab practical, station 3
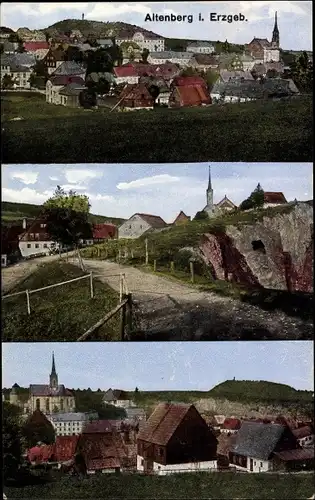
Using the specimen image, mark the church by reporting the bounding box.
[9,353,76,415]
[246,12,280,63]
[202,166,237,217]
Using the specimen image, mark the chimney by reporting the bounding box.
[22,218,27,230]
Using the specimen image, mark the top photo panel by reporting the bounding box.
[0,1,313,164]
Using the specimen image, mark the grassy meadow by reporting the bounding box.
[4,471,314,499]
[1,261,120,342]
[1,92,312,163]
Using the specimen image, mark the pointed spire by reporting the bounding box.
[272,11,280,47]
[208,165,212,191]
[51,352,56,376]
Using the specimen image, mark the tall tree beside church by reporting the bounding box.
[239,183,265,210]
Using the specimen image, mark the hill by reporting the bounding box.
[1,201,125,226]
[45,18,163,40]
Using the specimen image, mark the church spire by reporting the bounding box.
[50,352,58,389]
[208,165,212,190]
[205,165,214,215]
[271,11,279,47]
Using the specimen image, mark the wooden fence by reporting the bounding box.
[77,274,133,341]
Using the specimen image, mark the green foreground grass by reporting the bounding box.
[1,92,312,163]
[1,261,120,341]
[4,472,314,499]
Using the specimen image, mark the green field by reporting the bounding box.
[1,200,125,225]
[4,471,314,499]
[1,261,120,341]
[1,92,312,163]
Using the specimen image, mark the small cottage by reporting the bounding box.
[263,192,287,208]
[221,417,241,434]
[173,211,191,226]
[118,213,167,239]
[103,389,135,409]
[137,403,218,475]
[118,83,154,110]
[169,84,211,108]
[292,426,314,448]
[46,75,85,105]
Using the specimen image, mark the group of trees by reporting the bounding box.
[239,183,265,211]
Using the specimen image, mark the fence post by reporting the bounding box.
[125,293,133,339]
[170,261,175,273]
[131,249,134,258]
[190,261,195,283]
[153,259,157,272]
[119,274,123,302]
[118,248,121,262]
[26,290,31,315]
[145,238,148,265]
[90,271,94,299]
[120,297,127,341]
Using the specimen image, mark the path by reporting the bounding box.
[1,252,76,295]
[70,258,313,341]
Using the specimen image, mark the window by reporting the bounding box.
[141,459,144,466]
[43,243,47,248]
[260,462,263,467]
[35,243,39,248]
[36,398,40,410]
[60,398,64,411]
[40,223,46,228]
[27,243,31,248]
[46,399,50,412]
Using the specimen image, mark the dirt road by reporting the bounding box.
[70,258,313,340]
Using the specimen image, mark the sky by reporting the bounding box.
[2,341,313,391]
[0,2,312,51]
[2,163,313,223]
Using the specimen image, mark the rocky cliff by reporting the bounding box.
[199,203,313,293]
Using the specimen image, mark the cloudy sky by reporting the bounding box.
[2,163,313,223]
[2,341,313,391]
[0,2,312,50]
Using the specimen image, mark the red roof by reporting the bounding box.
[77,432,127,471]
[28,444,55,463]
[114,65,138,78]
[264,192,287,204]
[172,76,207,87]
[119,83,154,103]
[93,223,117,239]
[83,420,114,434]
[55,435,79,462]
[24,41,49,51]
[49,75,85,86]
[172,85,211,107]
[292,426,313,439]
[223,418,241,430]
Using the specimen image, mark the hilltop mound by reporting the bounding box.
[45,18,162,40]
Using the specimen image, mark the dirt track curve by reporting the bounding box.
[69,258,313,341]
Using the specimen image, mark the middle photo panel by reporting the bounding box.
[1,162,313,342]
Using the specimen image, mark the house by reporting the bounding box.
[43,48,66,74]
[217,53,244,71]
[229,421,299,472]
[34,48,50,61]
[272,447,314,472]
[221,418,241,434]
[125,407,146,422]
[116,30,164,52]
[139,75,171,105]
[239,53,257,71]
[46,75,85,105]
[1,54,34,89]
[51,60,86,78]
[24,41,50,52]
[103,389,135,409]
[148,51,192,66]
[114,64,139,85]
[210,79,298,104]
[186,41,215,54]
[173,211,191,225]
[117,83,154,110]
[137,403,218,475]
[83,420,115,434]
[48,412,99,436]
[92,223,117,242]
[18,216,60,257]
[218,70,254,83]
[263,192,287,208]
[169,84,211,108]
[118,213,167,239]
[171,76,208,89]
[27,435,80,465]
[292,426,314,448]
[77,429,127,474]
[2,41,18,54]
[252,61,285,78]
[96,38,113,48]
[189,54,219,72]
[59,82,86,107]
[215,195,237,212]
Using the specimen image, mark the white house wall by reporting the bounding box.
[233,457,271,473]
[153,460,217,475]
[118,215,152,239]
[19,240,57,258]
[115,76,139,85]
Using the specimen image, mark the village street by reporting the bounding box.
[70,258,313,341]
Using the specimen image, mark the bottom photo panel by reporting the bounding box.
[2,341,314,500]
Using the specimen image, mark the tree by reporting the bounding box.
[74,389,126,419]
[141,48,150,63]
[147,84,160,100]
[193,210,209,221]
[204,69,219,89]
[86,47,114,75]
[0,43,4,54]
[44,186,90,213]
[239,183,265,211]
[64,45,83,63]
[17,40,26,53]
[79,88,97,108]
[3,402,24,482]
[2,73,15,89]
[266,68,279,79]
[290,51,313,92]
[129,51,135,62]
[222,39,231,53]
[22,410,55,448]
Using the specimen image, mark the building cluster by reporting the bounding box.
[1,166,289,267]
[0,13,304,108]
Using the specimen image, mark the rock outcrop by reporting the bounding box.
[199,203,313,293]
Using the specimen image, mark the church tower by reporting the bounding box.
[49,352,58,390]
[205,165,214,215]
[271,11,280,47]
